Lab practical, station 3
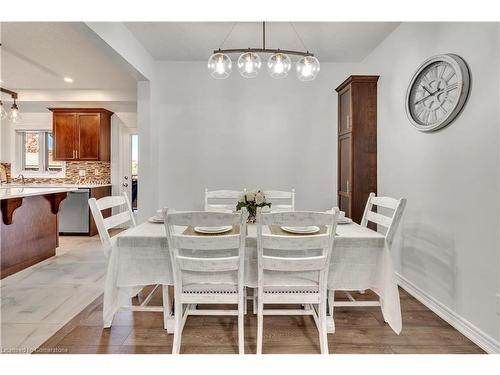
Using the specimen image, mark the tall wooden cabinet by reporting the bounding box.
[49,108,113,162]
[335,75,379,224]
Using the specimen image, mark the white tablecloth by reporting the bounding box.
[103,222,401,334]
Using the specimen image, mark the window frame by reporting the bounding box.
[16,130,65,177]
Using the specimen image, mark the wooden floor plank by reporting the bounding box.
[35,287,485,354]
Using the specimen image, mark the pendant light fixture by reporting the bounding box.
[208,22,319,81]
[0,100,8,120]
[207,52,232,79]
[237,51,262,78]
[267,52,292,79]
[9,98,21,123]
[0,87,21,123]
[296,55,321,81]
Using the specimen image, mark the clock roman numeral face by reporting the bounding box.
[409,61,461,127]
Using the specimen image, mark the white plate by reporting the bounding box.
[280,226,320,234]
[194,225,233,234]
[206,209,233,213]
[337,218,353,224]
[148,216,164,224]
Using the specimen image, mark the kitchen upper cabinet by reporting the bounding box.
[49,108,113,162]
[53,113,77,160]
[335,75,378,224]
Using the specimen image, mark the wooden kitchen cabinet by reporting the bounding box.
[335,75,378,224]
[49,108,113,161]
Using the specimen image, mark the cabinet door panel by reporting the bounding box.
[339,89,351,133]
[77,114,100,160]
[339,135,352,194]
[53,114,77,160]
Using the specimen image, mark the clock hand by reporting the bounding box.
[414,87,446,105]
[421,84,433,95]
[414,92,434,105]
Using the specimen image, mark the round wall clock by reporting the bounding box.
[405,54,471,132]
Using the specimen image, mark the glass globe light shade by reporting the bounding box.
[267,53,292,79]
[0,101,8,120]
[8,102,22,123]
[207,52,232,79]
[237,52,262,78]
[296,56,320,81]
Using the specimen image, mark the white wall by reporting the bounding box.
[154,61,355,211]
[358,22,500,346]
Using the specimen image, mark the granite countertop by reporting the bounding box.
[0,186,78,200]
[1,183,112,189]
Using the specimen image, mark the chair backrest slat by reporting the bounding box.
[103,210,133,230]
[176,256,240,272]
[167,211,242,227]
[204,189,243,212]
[260,211,333,227]
[370,196,399,210]
[361,192,407,246]
[95,195,127,210]
[262,256,327,272]
[261,234,330,250]
[172,234,240,250]
[364,210,393,229]
[264,189,295,211]
[88,192,136,258]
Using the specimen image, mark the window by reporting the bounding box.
[17,131,64,174]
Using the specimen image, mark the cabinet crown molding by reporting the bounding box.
[48,108,114,115]
[335,75,380,93]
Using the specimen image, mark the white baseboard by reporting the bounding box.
[395,272,500,354]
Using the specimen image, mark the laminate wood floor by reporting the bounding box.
[35,286,484,354]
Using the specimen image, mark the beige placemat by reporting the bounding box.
[182,225,240,236]
[269,225,327,236]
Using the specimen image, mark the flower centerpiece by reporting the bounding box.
[236,190,271,223]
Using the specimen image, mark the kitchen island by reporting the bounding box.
[0,187,76,278]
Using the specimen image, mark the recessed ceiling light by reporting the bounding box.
[64,77,73,83]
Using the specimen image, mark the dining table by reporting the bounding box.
[103,220,402,335]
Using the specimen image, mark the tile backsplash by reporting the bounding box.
[1,161,111,185]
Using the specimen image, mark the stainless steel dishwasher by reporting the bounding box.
[58,188,90,234]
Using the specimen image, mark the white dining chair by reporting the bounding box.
[204,188,244,212]
[163,208,248,354]
[89,192,170,326]
[327,192,407,315]
[264,189,295,212]
[256,208,339,354]
[88,192,136,259]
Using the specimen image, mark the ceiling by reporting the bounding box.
[0,22,400,92]
[1,22,137,90]
[125,22,399,62]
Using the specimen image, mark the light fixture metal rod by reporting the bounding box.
[0,87,18,100]
[263,21,265,50]
[214,48,313,57]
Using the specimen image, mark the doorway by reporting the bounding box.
[131,133,138,211]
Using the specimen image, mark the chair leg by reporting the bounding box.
[253,288,257,315]
[319,301,329,355]
[238,293,245,354]
[256,288,264,354]
[327,289,335,318]
[162,285,171,330]
[172,299,183,354]
[244,288,248,315]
